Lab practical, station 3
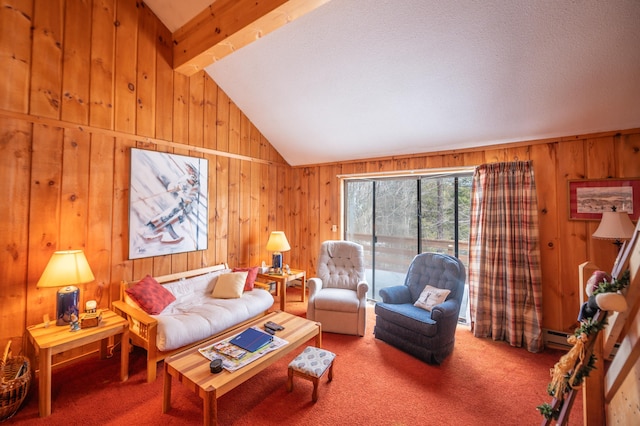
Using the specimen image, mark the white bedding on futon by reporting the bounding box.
[126,269,274,352]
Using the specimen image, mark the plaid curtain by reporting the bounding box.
[468,161,543,352]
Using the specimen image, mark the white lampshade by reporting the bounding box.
[36,250,95,288]
[266,231,291,252]
[592,211,635,241]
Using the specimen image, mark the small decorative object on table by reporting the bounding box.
[0,341,31,421]
[69,313,81,332]
[80,310,103,329]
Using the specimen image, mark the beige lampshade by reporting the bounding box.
[592,211,636,241]
[36,250,95,288]
[265,231,291,252]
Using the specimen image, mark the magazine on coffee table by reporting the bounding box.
[199,326,288,372]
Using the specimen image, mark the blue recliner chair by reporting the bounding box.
[374,252,466,364]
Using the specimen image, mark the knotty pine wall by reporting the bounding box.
[0,0,290,357]
[286,131,640,334]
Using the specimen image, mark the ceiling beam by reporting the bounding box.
[173,0,331,76]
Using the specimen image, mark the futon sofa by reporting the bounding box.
[112,264,274,382]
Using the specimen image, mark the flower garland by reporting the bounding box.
[537,270,630,421]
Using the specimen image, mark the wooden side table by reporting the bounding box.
[256,269,306,311]
[26,309,129,417]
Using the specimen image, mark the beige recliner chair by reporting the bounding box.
[307,240,368,336]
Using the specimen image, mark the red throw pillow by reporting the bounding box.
[232,266,260,291]
[125,275,176,315]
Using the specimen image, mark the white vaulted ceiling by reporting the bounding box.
[145,0,640,166]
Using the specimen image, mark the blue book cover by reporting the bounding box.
[230,327,273,352]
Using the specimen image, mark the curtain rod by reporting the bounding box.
[337,166,477,180]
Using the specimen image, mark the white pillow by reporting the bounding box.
[211,271,248,299]
[414,285,451,311]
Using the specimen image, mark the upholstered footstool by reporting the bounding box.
[287,346,336,402]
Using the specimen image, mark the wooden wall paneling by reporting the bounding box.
[443,152,464,167]
[172,73,189,144]
[0,0,33,113]
[216,88,230,152]
[214,88,230,263]
[113,0,138,133]
[154,19,173,141]
[203,77,218,150]
[249,161,261,266]
[297,167,311,273]
[307,166,320,275]
[530,142,562,330]
[229,102,241,155]
[215,155,230,264]
[318,164,339,251]
[250,123,260,159]
[226,102,242,266]
[260,160,271,266]
[240,114,250,157]
[86,133,115,308]
[618,133,640,177]
[249,126,262,265]
[110,137,134,301]
[288,168,302,269]
[135,2,157,137]
[409,155,427,170]
[238,156,250,269]
[188,72,205,148]
[26,124,64,328]
[228,158,240,267]
[460,150,484,168]
[89,0,116,129]
[238,115,251,267]
[61,0,91,124]
[0,118,31,345]
[424,155,444,169]
[483,147,508,163]
[29,0,63,119]
[59,128,91,253]
[395,157,411,171]
[555,139,588,331]
[506,145,531,163]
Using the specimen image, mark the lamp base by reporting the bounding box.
[56,286,79,326]
[272,252,283,274]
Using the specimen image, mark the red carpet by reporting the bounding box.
[8,291,582,425]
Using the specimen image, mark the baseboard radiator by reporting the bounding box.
[543,328,618,358]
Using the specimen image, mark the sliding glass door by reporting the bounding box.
[344,173,471,319]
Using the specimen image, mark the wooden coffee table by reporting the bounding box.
[163,311,321,426]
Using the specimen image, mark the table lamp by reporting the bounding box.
[592,207,635,251]
[266,231,290,274]
[36,250,95,326]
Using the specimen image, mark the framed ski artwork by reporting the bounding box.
[128,148,208,260]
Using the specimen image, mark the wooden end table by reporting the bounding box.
[26,309,129,417]
[163,311,321,426]
[256,269,306,311]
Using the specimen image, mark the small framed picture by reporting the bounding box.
[568,178,640,220]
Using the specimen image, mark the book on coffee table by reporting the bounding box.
[198,327,288,372]
[229,327,273,352]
